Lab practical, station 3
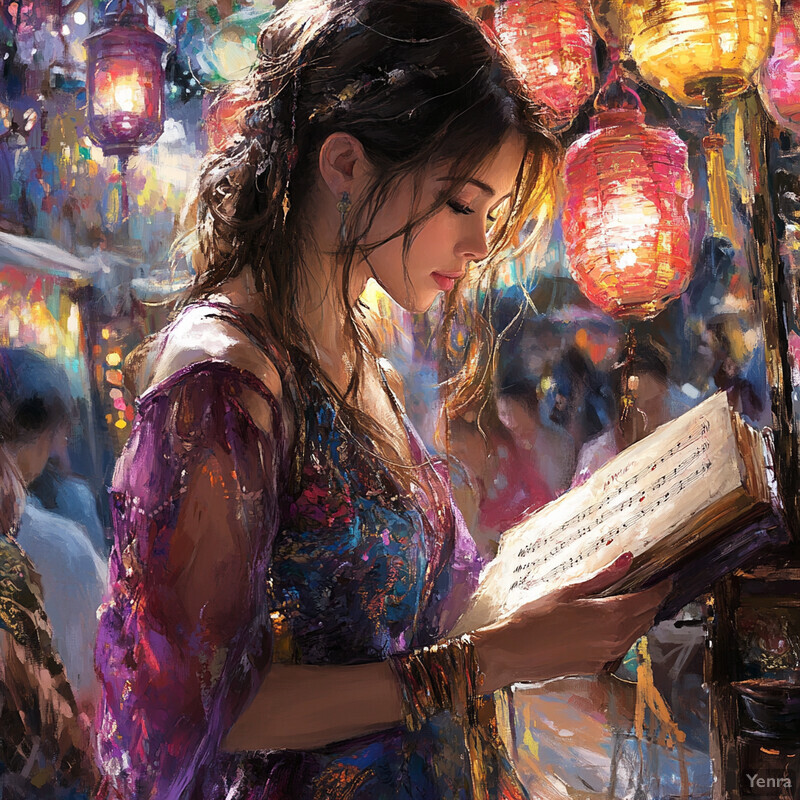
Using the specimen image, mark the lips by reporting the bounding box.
[431,271,465,291]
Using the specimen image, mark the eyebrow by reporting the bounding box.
[437,176,498,197]
[436,177,514,215]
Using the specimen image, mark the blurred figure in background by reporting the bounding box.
[572,338,671,488]
[714,354,764,424]
[495,377,575,498]
[706,316,767,427]
[447,382,559,558]
[0,390,96,796]
[29,440,108,558]
[0,348,107,712]
[548,345,612,453]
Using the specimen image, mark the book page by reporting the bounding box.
[451,393,745,636]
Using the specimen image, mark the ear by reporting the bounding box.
[318,132,371,200]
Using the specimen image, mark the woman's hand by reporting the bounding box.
[473,553,671,692]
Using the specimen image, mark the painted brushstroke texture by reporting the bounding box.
[94,302,523,799]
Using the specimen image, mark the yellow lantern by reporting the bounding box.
[592,0,780,240]
[595,0,779,107]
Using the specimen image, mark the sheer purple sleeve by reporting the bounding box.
[94,363,286,799]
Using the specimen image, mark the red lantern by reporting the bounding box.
[760,3,800,135]
[495,0,597,130]
[562,72,694,320]
[85,0,168,159]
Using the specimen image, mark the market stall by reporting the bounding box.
[0,231,115,492]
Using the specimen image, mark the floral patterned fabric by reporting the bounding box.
[95,305,528,800]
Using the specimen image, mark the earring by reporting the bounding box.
[337,191,351,240]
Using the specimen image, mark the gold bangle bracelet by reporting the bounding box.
[388,633,486,731]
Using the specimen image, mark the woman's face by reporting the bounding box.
[357,133,526,313]
[496,396,538,441]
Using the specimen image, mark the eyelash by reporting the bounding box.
[447,200,498,224]
[447,199,473,215]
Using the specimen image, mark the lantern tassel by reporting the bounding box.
[703,133,736,242]
[617,326,640,442]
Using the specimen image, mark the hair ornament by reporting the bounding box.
[308,63,446,122]
[282,62,302,220]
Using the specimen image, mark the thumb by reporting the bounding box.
[554,552,633,602]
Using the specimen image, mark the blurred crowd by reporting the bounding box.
[445,324,763,560]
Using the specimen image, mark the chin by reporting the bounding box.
[391,291,442,315]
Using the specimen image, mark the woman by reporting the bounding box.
[94,2,668,798]
[448,389,554,559]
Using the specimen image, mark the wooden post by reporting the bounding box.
[741,89,800,538]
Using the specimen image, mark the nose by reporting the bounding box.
[458,220,490,263]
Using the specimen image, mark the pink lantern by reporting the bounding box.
[562,72,695,320]
[85,0,167,159]
[760,3,800,135]
[495,0,598,130]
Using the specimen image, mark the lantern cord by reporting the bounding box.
[118,154,130,224]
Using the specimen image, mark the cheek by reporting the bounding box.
[497,405,515,430]
[414,214,457,253]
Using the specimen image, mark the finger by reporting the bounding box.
[622,601,665,640]
[555,552,633,602]
[627,578,673,609]
[595,578,673,614]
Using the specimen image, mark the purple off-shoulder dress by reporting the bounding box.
[94,305,528,800]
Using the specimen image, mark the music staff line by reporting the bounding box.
[508,457,714,592]
[515,419,711,561]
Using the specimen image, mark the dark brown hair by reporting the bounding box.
[185,0,559,473]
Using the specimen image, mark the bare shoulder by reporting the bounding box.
[148,305,284,432]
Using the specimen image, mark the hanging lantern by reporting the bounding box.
[84,0,167,227]
[85,0,168,160]
[759,2,800,135]
[592,0,779,241]
[593,0,779,108]
[495,0,598,130]
[562,71,694,320]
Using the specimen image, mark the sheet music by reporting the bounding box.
[451,392,744,636]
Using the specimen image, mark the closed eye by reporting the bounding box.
[448,199,499,226]
[447,199,474,216]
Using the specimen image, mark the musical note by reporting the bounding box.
[505,411,718,595]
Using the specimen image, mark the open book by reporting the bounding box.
[451,392,785,636]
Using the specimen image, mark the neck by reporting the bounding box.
[211,236,371,389]
[294,241,371,387]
